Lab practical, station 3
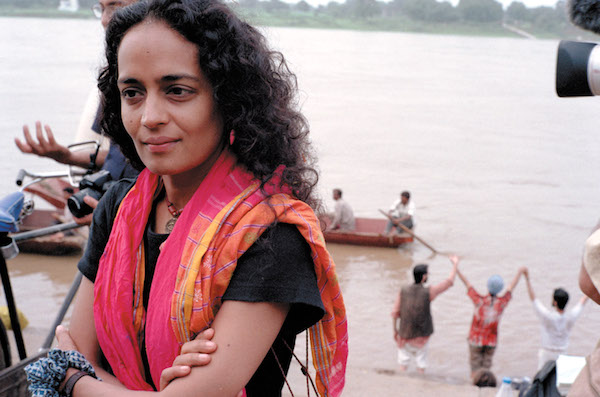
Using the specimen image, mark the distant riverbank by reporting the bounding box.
[0,6,93,19]
[0,6,539,38]
[240,11,524,38]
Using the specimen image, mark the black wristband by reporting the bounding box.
[61,370,89,397]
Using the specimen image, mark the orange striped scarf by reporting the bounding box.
[94,151,347,396]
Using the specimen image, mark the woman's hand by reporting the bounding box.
[55,325,83,392]
[56,324,79,351]
[159,328,217,391]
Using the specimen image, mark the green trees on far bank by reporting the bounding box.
[506,1,572,34]
[457,0,503,23]
[0,0,593,39]
[234,0,579,38]
[7,0,95,8]
[390,0,459,22]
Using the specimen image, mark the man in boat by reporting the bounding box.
[327,188,355,231]
[14,0,139,224]
[384,190,415,236]
[391,255,459,373]
[523,268,587,370]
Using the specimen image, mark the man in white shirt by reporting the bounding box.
[524,268,588,370]
[384,191,415,236]
[327,188,355,231]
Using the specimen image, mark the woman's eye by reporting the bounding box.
[121,89,140,99]
[167,86,194,98]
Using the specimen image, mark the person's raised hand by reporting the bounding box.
[15,122,72,164]
[448,254,460,267]
[519,266,528,277]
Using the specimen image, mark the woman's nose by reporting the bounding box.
[141,95,168,129]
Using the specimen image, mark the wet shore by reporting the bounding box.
[281,365,499,396]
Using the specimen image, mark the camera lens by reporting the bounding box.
[556,40,600,97]
[67,188,102,218]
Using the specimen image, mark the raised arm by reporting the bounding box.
[15,121,107,168]
[456,268,471,290]
[506,266,527,293]
[447,254,459,282]
[523,267,535,301]
[429,255,460,301]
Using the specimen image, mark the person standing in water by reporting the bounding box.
[391,255,459,373]
[457,267,526,378]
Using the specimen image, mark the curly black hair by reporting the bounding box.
[98,0,319,208]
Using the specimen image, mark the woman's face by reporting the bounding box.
[117,20,224,179]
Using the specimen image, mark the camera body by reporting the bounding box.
[67,170,115,218]
[556,0,600,97]
[556,40,600,97]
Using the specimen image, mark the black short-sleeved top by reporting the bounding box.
[78,179,325,396]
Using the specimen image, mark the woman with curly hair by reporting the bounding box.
[25,0,347,396]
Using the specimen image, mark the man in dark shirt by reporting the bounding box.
[391,255,459,373]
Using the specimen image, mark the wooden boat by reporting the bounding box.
[0,349,47,397]
[10,179,85,256]
[0,179,84,396]
[13,210,85,256]
[322,217,413,248]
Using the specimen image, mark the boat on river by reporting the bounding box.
[0,350,47,397]
[14,209,85,256]
[0,187,81,397]
[9,179,85,256]
[322,217,413,248]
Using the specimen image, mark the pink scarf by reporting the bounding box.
[94,150,348,395]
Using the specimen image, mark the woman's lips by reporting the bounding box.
[144,137,179,153]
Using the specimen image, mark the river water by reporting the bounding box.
[1,17,600,385]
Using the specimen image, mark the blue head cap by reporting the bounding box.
[487,275,504,296]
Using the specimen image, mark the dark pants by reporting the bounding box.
[469,344,496,373]
[385,217,413,234]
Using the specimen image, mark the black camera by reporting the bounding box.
[556,40,600,97]
[67,170,115,218]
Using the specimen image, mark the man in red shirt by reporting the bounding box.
[457,266,526,379]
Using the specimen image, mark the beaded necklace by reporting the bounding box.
[164,197,183,233]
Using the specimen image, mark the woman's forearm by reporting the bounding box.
[66,278,124,387]
[73,376,154,397]
[72,300,287,397]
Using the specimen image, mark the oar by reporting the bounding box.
[378,209,440,255]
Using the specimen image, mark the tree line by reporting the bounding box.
[234,0,576,37]
[1,0,592,38]
[5,0,96,8]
